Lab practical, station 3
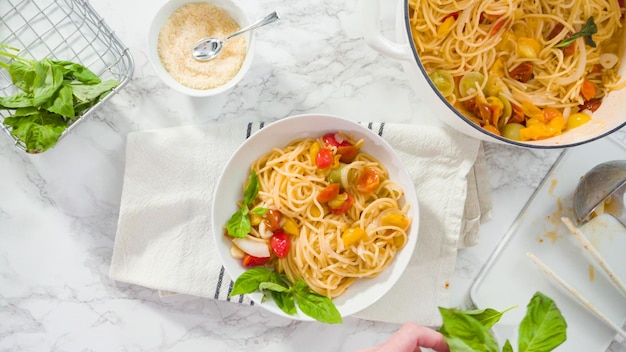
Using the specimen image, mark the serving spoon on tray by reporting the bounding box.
[572,160,626,227]
[192,11,280,61]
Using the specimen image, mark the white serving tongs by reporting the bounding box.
[527,216,626,340]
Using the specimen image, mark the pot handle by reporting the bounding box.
[359,0,412,61]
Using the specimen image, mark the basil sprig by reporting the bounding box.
[555,17,597,48]
[0,43,119,153]
[230,267,342,324]
[439,291,567,352]
[226,170,268,238]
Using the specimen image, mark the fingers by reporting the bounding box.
[377,323,450,352]
[354,347,379,352]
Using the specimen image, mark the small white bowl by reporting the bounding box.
[148,0,255,97]
[211,114,420,321]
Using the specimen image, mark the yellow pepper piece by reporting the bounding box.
[393,235,406,248]
[332,154,341,169]
[342,227,367,247]
[519,115,565,141]
[310,205,323,218]
[282,218,299,236]
[381,213,410,230]
[521,101,544,121]
[547,115,566,135]
[496,32,516,52]
[519,123,549,141]
[517,37,541,58]
[566,112,591,130]
[250,213,263,226]
[328,192,348,209]
[437,16,455,37]
[489,58,505,77]
[309,142,320,165]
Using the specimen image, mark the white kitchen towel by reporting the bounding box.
[109,120,493,326]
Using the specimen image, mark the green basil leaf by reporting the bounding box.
[53,60,101,84]
[272,291,296,315]
[461,307,514,330]
[44,83,75,118]
[251,207,268,215]
[502,339,513,352]
[243,170,260,205]
[229,268,277,296]
[259,282,290,292]
[71,79,119,102]
[293,280,342,324]
[555,17,597,48]
[226,206,251,238]
[4,110,66,153]
[518,292,567,352]
[438,307,500,352]
[12,107,39,117]
[0,92,33,109]
[31,58,64,107]
[8,60,36,93]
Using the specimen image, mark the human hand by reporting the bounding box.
[356,322,450,352]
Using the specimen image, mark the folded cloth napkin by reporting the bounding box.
[109,120,492,326]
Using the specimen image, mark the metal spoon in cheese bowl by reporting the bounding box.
[192,10,280,61]
[572,160,626,227]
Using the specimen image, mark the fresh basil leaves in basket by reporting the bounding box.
[439,291,567,352]
[0,43,120,153]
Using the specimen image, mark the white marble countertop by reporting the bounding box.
[1,0,624,351]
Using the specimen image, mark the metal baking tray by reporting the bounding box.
[470,134,626,351]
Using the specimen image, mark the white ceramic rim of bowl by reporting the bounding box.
[148,0,255,97]
[211,114,420,321]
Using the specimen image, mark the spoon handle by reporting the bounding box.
[226,11,280,41]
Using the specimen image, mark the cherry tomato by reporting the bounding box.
[509,62,534,83]
[509,103,525,124]
[562,41,576,56]
[489,18,507,37]
[543,107,563,122]
[270,231,290,258]
[428,69,455,97]
[579,98,602,112]
[482,124,501,136]
[580,80,597,101]
[337,145,359,163]
[242,254,270,267]
[501,123,525,140]
[357,167,380,194]
[316,148,333,169]
[317,183,340,203]
[443,11,459,20]
[329,191,354,215]
[458,72,485,97]
[547,23,564,40]
[264,209,282,232]
[322,133,351,147]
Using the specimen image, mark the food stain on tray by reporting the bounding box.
[536,177,574,244]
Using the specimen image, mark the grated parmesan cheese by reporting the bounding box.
[157,2,246,90]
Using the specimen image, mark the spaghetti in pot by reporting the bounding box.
[226,132,412,298]
[408,0,625,141]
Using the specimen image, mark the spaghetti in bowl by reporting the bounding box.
[211,114,419,322]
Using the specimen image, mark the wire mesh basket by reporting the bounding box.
[0,0,134,153]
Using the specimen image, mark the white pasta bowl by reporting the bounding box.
[211,114,420,321]
[148,0,255,97]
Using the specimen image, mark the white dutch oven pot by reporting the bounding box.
[360,0,626,148]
